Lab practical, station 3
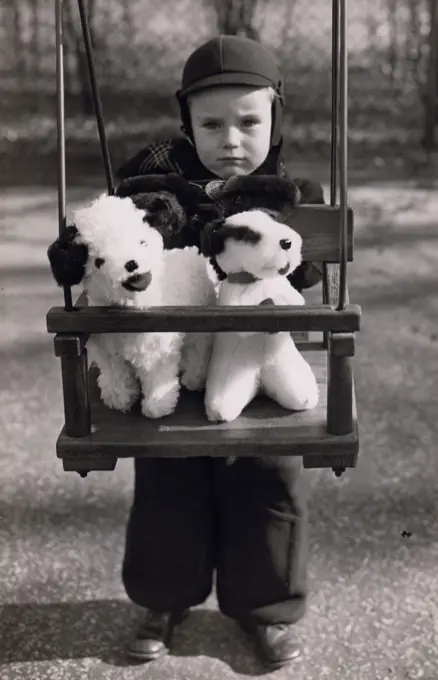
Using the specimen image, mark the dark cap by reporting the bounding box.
[177,35,283,99]
[176,35,284,147]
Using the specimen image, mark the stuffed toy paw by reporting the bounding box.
[47,176,216,418]
[200,176,319,423]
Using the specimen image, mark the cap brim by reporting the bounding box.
[178,72,274,98]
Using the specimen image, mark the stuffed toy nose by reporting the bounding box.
[125,259,139,273]
[280,239,292,251]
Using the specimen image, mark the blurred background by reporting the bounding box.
[1,0,437,185]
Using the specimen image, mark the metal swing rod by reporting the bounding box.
[336,0,349,311]
[55,0,114,310]
[329,0,349,311]
[55,0,72,311]
[56,0,349,312]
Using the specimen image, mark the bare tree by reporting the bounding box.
[386,0,399,84]
[423,0,438,149]
[29,0,40,84]
[212,0,263,39]
[11,1,26,79]
[64,0,98,115]
[404,0,427,86]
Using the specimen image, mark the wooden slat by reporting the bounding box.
[47,303,361,334]
[325,262,350,306]
[64,299,321,349]
[328,332,355,357]
[280,205,354,261]
[327,352,353,435]
[60,351,91,437]
[54,333,89,357]
[56,350,358,462]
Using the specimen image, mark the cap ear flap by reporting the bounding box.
[217,175,301,215]
[47,225,89,287]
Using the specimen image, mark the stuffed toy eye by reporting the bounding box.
[140,240,147,246]
[280,239,292,251]
[94,257,105,268]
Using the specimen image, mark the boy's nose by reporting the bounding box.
[222,127,240,148]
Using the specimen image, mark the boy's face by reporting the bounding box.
[188,86,272,179]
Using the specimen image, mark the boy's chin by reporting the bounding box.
[214,165,254,179]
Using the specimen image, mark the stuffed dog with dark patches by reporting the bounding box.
[197,175,320,423]
[47,179,217,419]
[193,174,324,291]
[47,174,209,288]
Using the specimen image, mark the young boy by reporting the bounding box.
[117,35,322,670]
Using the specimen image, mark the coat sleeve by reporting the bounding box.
[286,177,325,292]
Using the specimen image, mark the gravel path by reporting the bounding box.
[1,181,438,680]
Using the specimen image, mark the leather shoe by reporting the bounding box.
[127,609,189,661]
[239,619,301,669]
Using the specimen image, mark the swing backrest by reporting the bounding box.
[279,204,353,262]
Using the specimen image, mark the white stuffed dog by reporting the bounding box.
[200,177,320,423]
[48,186,216,419]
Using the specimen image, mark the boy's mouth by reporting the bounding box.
[218,157,245,163]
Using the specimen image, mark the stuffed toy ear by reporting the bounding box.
[131,190,201,250]
[199,218,225,259]
[116,174,207,250]
[189,202,224,247]
[293,178,325,205]
[47,225,88,287]
[199,217,228,281]
[216,175,301,215]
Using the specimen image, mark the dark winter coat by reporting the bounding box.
[116,137,323,292]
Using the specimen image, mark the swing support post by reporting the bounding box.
[55,0,92,443]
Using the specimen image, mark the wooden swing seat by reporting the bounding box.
[46,204,361,476]
[57,348,358,474]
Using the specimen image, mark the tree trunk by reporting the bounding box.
[12,1,26,80]
[30,0,40,83]
[214,0,261,40]
[386,0,398,85]
[423,0,437,149]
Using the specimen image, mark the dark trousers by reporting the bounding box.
[122,455,308,625]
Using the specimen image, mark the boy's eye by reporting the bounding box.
[94,257,105,268]
[202,121,220,130]
[242,118,260,127]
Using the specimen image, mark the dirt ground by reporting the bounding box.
[1,173,438,680]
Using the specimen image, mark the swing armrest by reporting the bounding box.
[323,263,355,438]
[53,292,90,358]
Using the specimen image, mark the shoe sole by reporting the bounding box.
[126,646,168,663]
[238,619,301,669]
[126,610,190,662]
